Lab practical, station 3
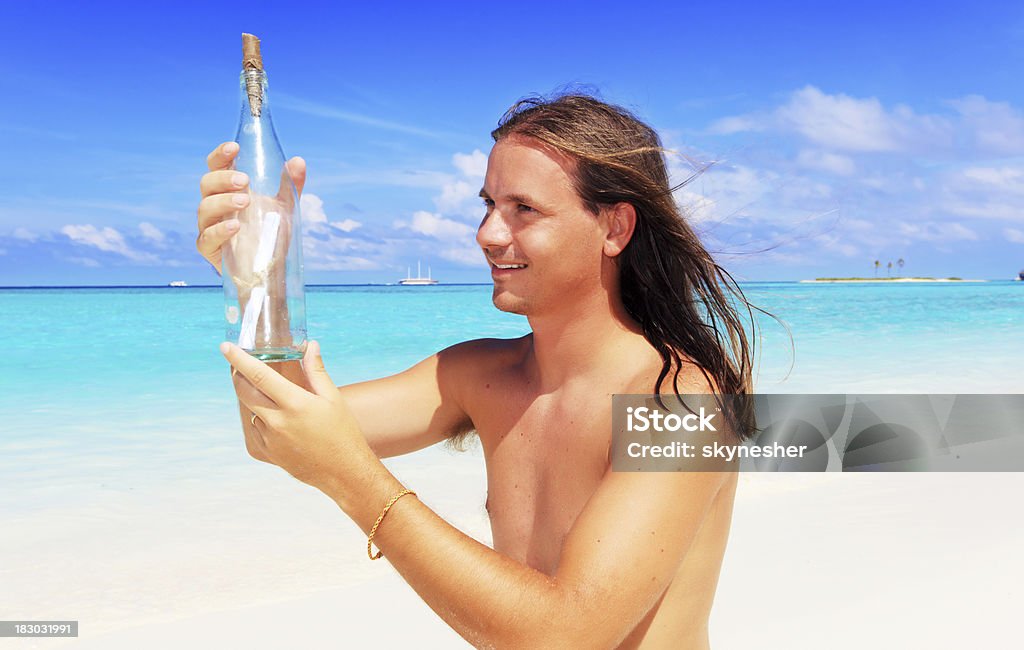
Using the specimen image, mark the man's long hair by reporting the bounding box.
[492,93,757,438]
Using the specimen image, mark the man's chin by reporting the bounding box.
[491,290,529,315]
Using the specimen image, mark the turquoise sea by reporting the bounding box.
[0,281,1021,509]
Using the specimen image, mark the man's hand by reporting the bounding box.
[197,141,306,275]
[221,340,370,491]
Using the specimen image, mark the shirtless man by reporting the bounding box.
[196,94,754,648]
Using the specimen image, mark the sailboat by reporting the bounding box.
[398,261,439,286]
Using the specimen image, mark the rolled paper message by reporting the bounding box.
[237,211,281,349]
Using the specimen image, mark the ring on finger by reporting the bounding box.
[250,412,259,427]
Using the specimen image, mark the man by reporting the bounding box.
[197,94,754,648]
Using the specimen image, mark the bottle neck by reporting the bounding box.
[241,69,268,118]
[235,68,286,188]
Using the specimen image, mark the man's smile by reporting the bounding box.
[488,259,529,275]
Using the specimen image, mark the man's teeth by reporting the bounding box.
[495,263,527,269]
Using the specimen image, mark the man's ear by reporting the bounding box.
[603,202,636,257]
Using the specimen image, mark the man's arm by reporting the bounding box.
[237,339,481,459]
[330,455,727,648]
[335,341,479,458]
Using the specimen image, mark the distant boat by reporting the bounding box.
[1017,269,1024,281]
[398,261,438,286]
[168,281,188,287]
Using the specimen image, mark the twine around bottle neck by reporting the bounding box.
[242,69,267,117]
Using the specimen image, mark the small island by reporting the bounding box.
[800,277,985,283]
[803,259,986,283]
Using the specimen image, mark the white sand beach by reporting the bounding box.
[7,441,1021,649]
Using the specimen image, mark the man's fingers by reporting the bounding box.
[244,428,270,462]
[196,220,239,263]
[288,157,306,196]
[302,341,337,397]
[243,413,272,462]
[207,141,240,172]
[274,157,306,206]
[200,170,248,199]
[221,342,300,407]
[232,369,277,415]
[197,192,249,231]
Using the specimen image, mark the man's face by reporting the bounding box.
[477,136,609,315]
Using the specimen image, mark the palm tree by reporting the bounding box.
[897,258,905,277]
[887,261,893,277]
[874,260,880,277]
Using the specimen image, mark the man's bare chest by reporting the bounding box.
[469,383,613,572]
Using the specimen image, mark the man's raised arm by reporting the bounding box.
[238,340,480,460]
[334,340,479,457]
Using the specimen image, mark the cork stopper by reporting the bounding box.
[241,33,265,116]
[242,33,263,71]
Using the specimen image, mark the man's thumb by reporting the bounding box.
[302,341,336,396]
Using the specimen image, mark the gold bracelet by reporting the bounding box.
[367,488,417,560]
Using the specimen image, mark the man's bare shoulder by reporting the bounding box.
[437,334,531,380]
[622,344,720,396]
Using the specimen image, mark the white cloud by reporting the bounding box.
[61,224,156,262]
[812,233,859,258]
[387,150,492,268]
[399,211,475,239]
[301,192,362,233]
[960,166,1024,194]
[435,179,478,214]
[331,219,361,232]
[441,242,484,265]
[452,150,487,178]
[138,222,165,245]
[297,193,378,269]
[796,149,856,176]
[896,221,978,243]
[393,208,481,267]
[778,86,952,153]
[944,200,1022,222]
[431,151,491,217]
[301,193,328,228]
[711,85,953,153]
[1004,228,1024,244]
[942,164,1024,222]
[950,95,1024,156]
[302,194,349,229]
[707,115,763,135]
[13,228,38,242]
[671,161,782,224]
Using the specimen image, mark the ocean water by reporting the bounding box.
[1,280,1019,504]
[2,280,1021,440]
[1,280,1020,465]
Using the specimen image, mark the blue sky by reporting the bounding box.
[1,0,1022,285]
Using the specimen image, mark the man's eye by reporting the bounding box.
[482,199,494,210]
[517,204,534,213]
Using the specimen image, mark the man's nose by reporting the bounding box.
[476,208,513,249]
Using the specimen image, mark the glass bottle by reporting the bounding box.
[221,33,307,361]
